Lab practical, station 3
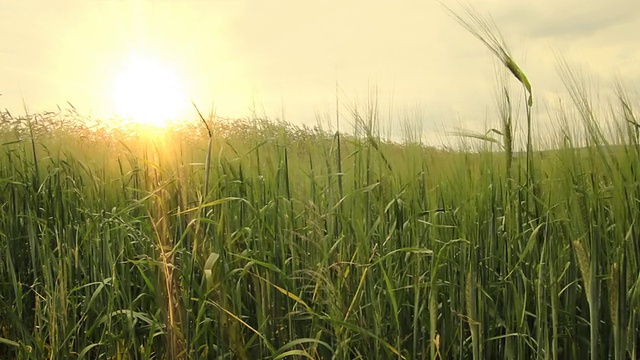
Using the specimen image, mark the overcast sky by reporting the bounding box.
[1,1,639,144]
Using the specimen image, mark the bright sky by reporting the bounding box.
[1,1,639,143]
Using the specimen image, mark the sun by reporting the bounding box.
[112,55,188,127]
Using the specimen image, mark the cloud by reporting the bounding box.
[486,1,640,40]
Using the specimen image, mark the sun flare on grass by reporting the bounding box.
[112,55,188,128]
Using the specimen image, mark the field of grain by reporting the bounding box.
[1,81,640,359]
[2,12,640,360]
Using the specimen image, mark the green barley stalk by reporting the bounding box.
[572,239,599,359]
[443,3,535,189]
[466,269,481,360]
[609,262,621,359]
[498,87,514,179]
[192,103,214,259]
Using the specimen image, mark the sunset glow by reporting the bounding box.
[111,55,189,127]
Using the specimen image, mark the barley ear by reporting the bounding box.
[609,262,619,328]
[572,240,591,305]
[505,57,533,106]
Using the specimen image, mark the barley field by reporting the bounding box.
[2,15,640,360]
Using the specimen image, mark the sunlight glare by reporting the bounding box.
[112,55,188,127]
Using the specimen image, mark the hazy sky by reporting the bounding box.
[2,1,639,143]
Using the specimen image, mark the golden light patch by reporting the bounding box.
[111,55,188,128]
